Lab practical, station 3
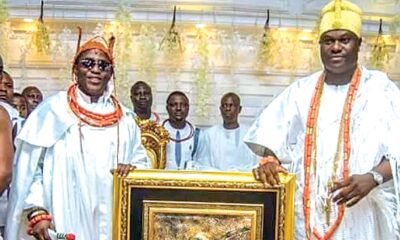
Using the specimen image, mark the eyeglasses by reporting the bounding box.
[78,58,112,72]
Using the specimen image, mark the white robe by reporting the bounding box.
[5,88,149,240]
[163,121,199,170]
[0,101,19,122]
[195,124,258,171]
[244,67,400,239]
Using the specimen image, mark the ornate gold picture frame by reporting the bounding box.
[112,170,295,240]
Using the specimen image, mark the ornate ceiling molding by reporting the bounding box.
[302,0,400,16]
[5,0,399,34]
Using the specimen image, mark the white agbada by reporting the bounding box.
[195,124,257,171]
[163,120,199,170]
[244,67,400,239]
[5,86,149,240]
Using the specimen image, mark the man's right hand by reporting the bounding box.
[31,220,52,240]
[253,161,288,187]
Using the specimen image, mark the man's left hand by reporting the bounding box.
[331,173,377,207]
[115,163,136,177]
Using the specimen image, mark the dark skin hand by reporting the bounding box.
[110,163,137,177]
[115,163,137,177]
[331,159,392,207]
[252,148,288,187]
[253,162,288,187]
[31,220,53,240]
[33,163,136,239]
[331,174,377,207]
[254,149,392,209]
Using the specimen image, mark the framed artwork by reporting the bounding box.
[112,170,295,240]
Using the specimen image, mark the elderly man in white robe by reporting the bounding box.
[5,30,149,240]
[245,0,400,239]
[196,92,257,171]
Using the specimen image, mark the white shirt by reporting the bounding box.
[162,120,198,170]
[195,124,257,171]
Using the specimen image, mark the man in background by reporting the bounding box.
[0,56,14,239]
[22,86,43,115]
[0,71,14,107]
[0,61,20,124]
[130,81,161,123]
[0,70,25,237]
[162,91,200,170]
[0,71,25,136]
[12,93,28,119]
[196,92,257,171]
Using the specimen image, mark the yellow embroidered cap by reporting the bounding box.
[319,0,362,38]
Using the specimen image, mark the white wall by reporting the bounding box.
[2,1,400,127]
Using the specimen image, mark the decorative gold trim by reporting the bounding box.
[134,119,169,169]
[113,170,295,240]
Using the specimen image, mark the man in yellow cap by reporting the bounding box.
[5,30,149,240]
[245,0,400,239]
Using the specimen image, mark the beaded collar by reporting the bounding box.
[303,68,361,239]
[67,84,122,127]
[162,119,195,143]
